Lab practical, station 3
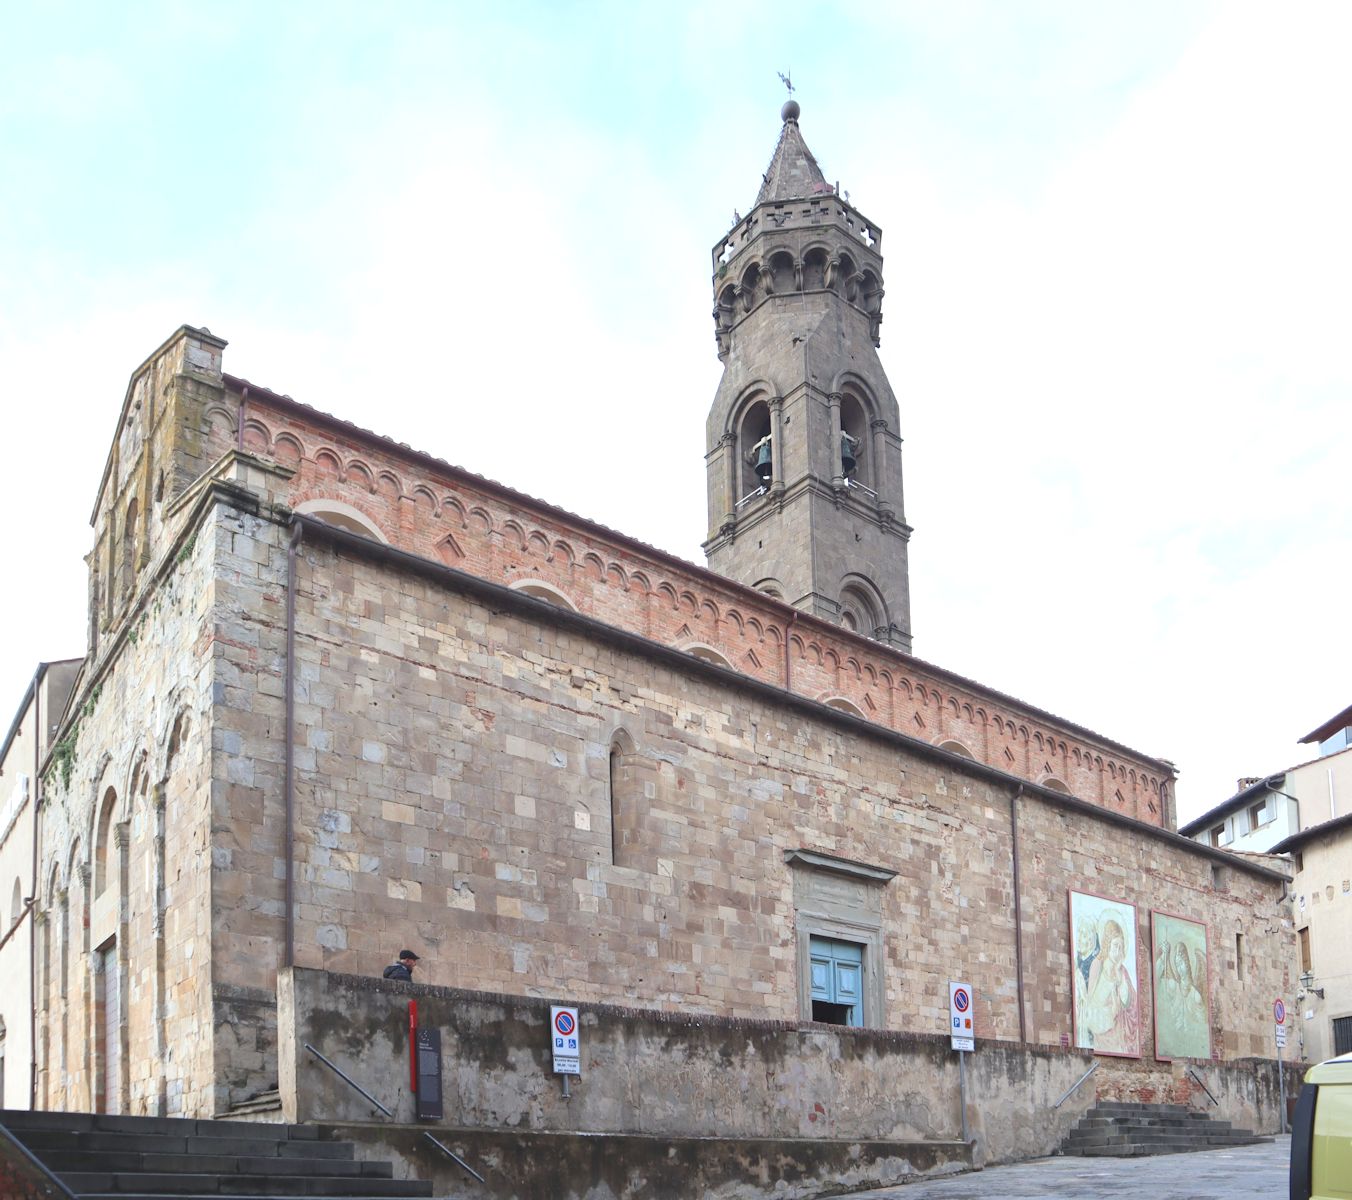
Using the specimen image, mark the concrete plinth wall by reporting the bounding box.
[279,966,1293,1197]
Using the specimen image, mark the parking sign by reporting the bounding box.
[949,981,975,1052]
[550,1005,581,1075]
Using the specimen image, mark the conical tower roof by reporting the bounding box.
[755,101,833,204]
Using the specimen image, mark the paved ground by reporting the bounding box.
[835,1137,1289,1199]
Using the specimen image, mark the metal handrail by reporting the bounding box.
[1187,1066,1218,1106]
[1052,1061,1099,1108]
[423,1132,486,1184]
[0,1117,79,1199]
[304,1043,394,1117]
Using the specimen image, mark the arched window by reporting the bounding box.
[608,731,641,868]
[839,394,871,486]
[839,581,885,640]
[121,498,139,602]
[937,739,976,761]
[684,644,733,669]
[294,499,387,542]
[509,581,577,612]
[824,696,866,719]
[1040,776,1072,795]
[737,399,773,498]
[94,788,117,896]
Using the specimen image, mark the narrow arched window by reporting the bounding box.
[121,498,139,602]
[94,788,117,896]
[608,731,642,868]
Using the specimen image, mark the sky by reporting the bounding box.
[1,1,1348,825]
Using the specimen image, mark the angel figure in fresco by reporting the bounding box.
[1082,917,1138,1053]
[1155,937,1208,1056]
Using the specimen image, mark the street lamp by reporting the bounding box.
[1299,970,1325,1000]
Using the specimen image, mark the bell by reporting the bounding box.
[752,440,773,483]
[840,433,858,478]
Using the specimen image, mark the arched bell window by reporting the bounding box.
[738,400,773,498]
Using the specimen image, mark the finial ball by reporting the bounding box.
[781,99,800,122]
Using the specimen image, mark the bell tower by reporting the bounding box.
[703,101,913,651]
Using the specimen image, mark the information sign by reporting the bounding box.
[550,1004,581,1075]
[1274,998,1286,1025]
[949,981,975,1052]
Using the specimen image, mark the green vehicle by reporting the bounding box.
[1292,1052,1352,1200]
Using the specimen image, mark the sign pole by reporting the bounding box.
[958,1049,969,1142]
[1274,997,1287,1135]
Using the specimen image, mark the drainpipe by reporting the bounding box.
[284,520,301,967]
[29,670,41,1108]
[1010,784,1028,1043]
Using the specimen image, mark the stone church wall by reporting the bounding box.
[192,502,1284,1109]
[36,514,216,1116]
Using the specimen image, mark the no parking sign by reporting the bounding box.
[551,1005,581,1075]
[949,981,975,1052]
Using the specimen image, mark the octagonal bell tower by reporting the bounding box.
[703,101,913,651]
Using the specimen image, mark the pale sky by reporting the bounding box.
[2,2,1348,825]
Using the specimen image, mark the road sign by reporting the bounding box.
[949,981,975,1052]
[550,1005,580,1075]
[1274,998,1286,1025]
[1276,1024,1287,1049]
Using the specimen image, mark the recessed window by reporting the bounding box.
[1209,823,1232,848]
[809,936,863,1026]
[1248,799,1272,830]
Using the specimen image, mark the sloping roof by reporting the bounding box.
[1178,775,1282,837]
[756,116,833,205]
[1299,702,1352,745]
[1270,810,1352,855]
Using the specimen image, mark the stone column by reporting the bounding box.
[827,393,844,489]
[151,784,168,1115]
[768,397,786,494]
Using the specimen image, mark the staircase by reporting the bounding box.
[1060,1101,1273,1157]
[0,1109,433,1199]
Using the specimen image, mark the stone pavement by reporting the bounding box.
[835,1136,1289,1199]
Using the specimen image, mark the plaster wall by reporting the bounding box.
[0,661,81,1109]
[279,967,1293,1184]
[1291,827,1352,1062]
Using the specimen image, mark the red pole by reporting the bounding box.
[408,1000,418,1092]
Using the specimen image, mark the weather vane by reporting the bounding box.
[777,71,794,97]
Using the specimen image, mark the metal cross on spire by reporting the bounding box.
[777,70,794,97]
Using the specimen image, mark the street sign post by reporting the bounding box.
[948,981,974,1143]
[949,982,975,1052]
[1274,997,1287,1134]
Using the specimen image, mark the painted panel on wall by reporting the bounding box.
[1069,889,1141,1058]
[1152,910,1211,1061]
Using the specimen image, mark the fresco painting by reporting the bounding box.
[1152,911,1211,1060]
[1069,890,1141,1057]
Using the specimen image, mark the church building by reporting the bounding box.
[23,102,1293,1189]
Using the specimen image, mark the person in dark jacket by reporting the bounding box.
[383,949,420,981]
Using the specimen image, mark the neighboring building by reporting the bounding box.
[1180,715,1352,853]
[0,660,81,1108]
[1271,812,1352,1062]
[25,103,1292,1171]
[1180,702,1352,1065]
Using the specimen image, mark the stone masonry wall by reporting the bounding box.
[37,507,217,1116]
[193,503,1287,1110]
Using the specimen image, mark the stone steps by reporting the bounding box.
[0,1109,432,1199]
[1060,1101,1272,1158]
